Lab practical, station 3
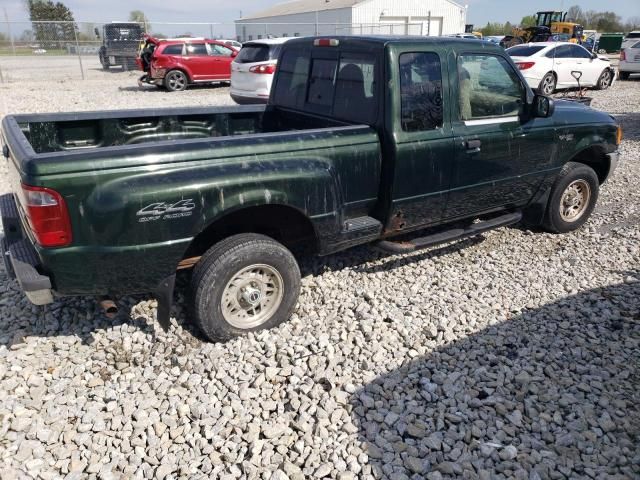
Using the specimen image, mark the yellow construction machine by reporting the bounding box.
[504,11,584,47]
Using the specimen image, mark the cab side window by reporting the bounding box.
[458,54,524,121]
[399,52,443,132]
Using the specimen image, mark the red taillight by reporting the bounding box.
[249,64,276,74]
[313,38,340,47]
[249,63,276,75]
[620,50,626,61]
[20,184,72,247]
[516,62,535,70]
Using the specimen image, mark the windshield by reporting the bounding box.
[626,32,640,39]
[235,44,282,64]
[506,45,546,57]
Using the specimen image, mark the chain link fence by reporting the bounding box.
[0,20,427,83]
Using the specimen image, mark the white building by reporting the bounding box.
[235,0,467,42]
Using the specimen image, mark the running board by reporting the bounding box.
[375,211,522,254]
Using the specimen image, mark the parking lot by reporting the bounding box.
[0,66,638,479]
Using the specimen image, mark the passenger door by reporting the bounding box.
[183,43,210,80]
[386,50,455,230]
[207,43,236,80]
[547,45,574,86]
[445,52,551,220]
[567,44,601,86]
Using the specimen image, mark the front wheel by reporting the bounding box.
[538,72,556,95]
[191,233,301,342]
[542,162,599,233]
[595,69,613,90]
[164,70,188,91]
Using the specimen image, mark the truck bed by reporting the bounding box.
[11,105,348,154]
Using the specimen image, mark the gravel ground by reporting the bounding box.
[0,72,638,479]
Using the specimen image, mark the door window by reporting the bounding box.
[568,45,592,58]
[186,43,207,56]
[399,52,443,131]
[209,43,234,56]
[458,54,524,120]
[162,44,183,55]
[546,45,572,58]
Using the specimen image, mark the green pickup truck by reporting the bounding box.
[1,36,621,341]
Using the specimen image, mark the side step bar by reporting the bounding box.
[375,211,522,254]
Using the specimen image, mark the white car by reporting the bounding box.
[507,42,615,95]
[619,40,640,80]
[221,39,243,50]
[622,31,640,49]
[230,38,290,104]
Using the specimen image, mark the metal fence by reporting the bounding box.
[0,20,427,83]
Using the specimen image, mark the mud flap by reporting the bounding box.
[154,274,176,331]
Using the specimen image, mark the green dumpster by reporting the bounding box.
[597,33,624,53]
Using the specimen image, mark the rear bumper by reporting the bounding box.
[618,61,640,73]
[1,193,54,305]
[230,92,269,104]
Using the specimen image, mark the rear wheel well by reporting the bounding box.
[570,146,610,183]
[184,205,318,259]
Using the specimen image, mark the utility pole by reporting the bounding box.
[3,7,16,56]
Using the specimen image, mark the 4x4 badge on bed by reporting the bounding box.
[137,199,196,222]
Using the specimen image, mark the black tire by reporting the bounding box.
[542,162,599,234]
[595,69,613,90]
[99,52,109,70]
[618,71,630,81]
[191,233,301,342]
[538,72,556,95]
[164,70,188,91]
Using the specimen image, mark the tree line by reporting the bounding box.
[479,5,640,36]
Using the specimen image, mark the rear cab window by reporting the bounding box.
[273,45,379,125]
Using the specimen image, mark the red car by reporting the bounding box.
[138,37,238,91]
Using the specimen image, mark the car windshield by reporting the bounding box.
[235,44,281,64]
[506,45,546,57]
[626,32,640,39]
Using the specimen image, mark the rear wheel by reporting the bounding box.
[618,71,630,81]
[191,233,301,342]
[595,69,613,90]
[99,53,109,70]
[542,162,599,233]
[538,72,556,95]
[164,70,188,91]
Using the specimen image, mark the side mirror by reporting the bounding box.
[591,52,598,59]
[94,27,100,38]
[533,94,554,118]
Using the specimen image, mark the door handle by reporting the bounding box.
[465,139,481,154]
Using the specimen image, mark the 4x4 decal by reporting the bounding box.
[137,199,196,222]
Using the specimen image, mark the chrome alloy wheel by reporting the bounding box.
[541,74,555,95]
[559,179,591,222]
[221,264,284,329]
[166,71,186,91]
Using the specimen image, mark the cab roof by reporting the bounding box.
[285,35,502,50]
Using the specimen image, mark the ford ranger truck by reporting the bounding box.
[0,36,622,341]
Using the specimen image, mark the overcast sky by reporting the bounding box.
[3,0,639,26]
